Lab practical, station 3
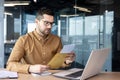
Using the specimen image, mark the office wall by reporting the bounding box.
[112,0,120,71]
[0,0,4,68]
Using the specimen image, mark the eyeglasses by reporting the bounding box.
[42,19,54,26]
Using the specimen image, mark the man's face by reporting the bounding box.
[36,14,54,36]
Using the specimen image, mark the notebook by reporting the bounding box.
[53,48,110,80]
[0,70,18,79]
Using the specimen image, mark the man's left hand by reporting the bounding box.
[65,52,76,65]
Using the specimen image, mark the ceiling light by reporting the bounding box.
[4,12,13,16]
[74,6,91,13]
[60,14,79,17]
[4,1,30,7]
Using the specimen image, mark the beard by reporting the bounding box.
[37,24,51,36]
[39,28,51,36]
[45,29,51,34]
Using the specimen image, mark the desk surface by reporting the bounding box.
[19,72,120,80]
[0,69,120,80]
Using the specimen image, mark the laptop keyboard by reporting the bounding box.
[65,70,83,78]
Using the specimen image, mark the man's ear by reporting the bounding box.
[35,19,39,24]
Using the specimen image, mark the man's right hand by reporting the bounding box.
[29,64,49,73]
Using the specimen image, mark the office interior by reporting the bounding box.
[0,0,120,72]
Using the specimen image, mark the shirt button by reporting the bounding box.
[43,52,45,55]
[43,61,46,63]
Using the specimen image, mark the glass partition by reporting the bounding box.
[57,3,113,71]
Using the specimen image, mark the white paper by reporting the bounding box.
[31,71,51,76]
[60,44,75,53]
[0,70,18,79]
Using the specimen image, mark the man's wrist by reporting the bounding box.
[28,65,32,73]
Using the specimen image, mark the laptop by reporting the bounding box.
[53,48,110,80]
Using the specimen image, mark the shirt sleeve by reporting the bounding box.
[6,36,30,74]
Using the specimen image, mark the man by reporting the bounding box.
[6,7,75,74]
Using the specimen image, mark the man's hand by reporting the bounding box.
[29,64,49,73]
[65,52,76,65]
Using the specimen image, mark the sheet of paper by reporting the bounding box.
[60,44,75,53]
[31,71,51,76]
[0,70,18,79]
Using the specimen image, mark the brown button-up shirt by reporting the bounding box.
[6,30,63,73]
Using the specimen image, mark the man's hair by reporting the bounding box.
[36,7,54,20]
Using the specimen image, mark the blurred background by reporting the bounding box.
[0,0,120,72]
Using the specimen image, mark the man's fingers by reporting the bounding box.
[65,60,73,64]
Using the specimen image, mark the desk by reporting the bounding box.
[18,72,120,80]
[88,72,120,80]
[0,70,120,80]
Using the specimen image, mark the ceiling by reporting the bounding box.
[4,0,114,16]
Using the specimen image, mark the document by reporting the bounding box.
[60,44,75,53]
[0,70,18,79]
[47,44,75,69]
[47,53,67,69]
